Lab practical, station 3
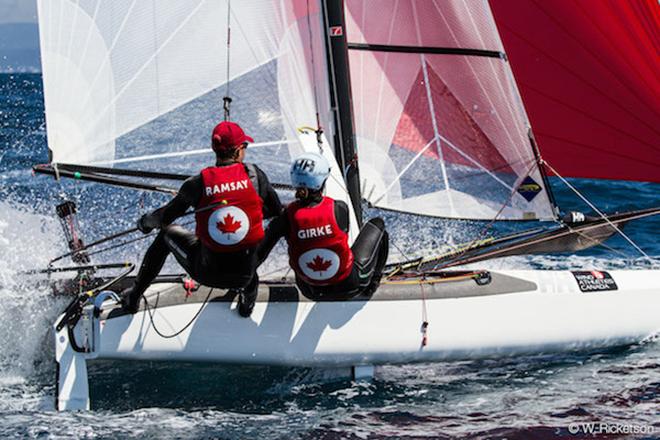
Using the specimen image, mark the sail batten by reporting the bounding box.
[348,42,504,58]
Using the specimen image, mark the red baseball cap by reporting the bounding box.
[211,121,254,152]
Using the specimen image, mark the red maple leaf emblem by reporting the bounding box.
[216,213,241,235]
[306,255,332,273]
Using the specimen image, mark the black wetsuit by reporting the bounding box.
[257,194,388,299]
[129,160,282,301]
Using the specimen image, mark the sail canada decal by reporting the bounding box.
[572,270,618,292]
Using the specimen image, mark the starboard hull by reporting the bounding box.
[54,269,660,410]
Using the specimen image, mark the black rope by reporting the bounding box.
[144,288,214,338]
[223,0,232,120]
[55,263,135,332]
[306,0,323,149]
[47,198,241,265]
[49,227,140,265]
[25,262,132,275]
[82,232,157,259]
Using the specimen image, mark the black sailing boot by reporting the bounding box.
[237,275,258,318]
[120,287,142,314]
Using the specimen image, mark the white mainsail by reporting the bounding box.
[345,0,556,221]
[38,1,279,164]
[37,0,357,235]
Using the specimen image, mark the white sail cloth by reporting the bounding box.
[37,0,357,236]
[37,0,293,164]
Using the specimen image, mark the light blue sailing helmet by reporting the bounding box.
[290,152,330,191]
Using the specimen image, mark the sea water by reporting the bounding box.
[1,73,658,439]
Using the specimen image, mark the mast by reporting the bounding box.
[320,0,362,226]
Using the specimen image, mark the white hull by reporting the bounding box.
[55,269,660,410]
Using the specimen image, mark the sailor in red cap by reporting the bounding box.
[122,121,282,317]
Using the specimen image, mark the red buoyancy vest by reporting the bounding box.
[286,197,353,285]
[195,164,264,252]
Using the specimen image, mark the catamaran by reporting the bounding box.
[33,0,659,410]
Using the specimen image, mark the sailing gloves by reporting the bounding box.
[137,213,159,234]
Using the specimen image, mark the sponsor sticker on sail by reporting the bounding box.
[516,175,542,202]
[208,206,250,245]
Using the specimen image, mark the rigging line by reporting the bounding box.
[430,0,525,160]
[436,212,656,270]
[542,160,654,264]
[306,0,322,135]
[88,1,275,153]
[419,281,429,347]
[87,140,295,166]
[520,82,660,154]
[225,0,231,99]
[499,22,660,138]
[78,216,194,260]
[84,56,276,155]
[567,226,634,261]
[541,0,660,114]
[327,168,352,198]
[438,159,539,264]
[79,232,155,260]
[229,5,277,87]
[390,238,414,266]
[144,288,215,339]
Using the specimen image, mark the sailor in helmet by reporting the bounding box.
[122,121,282,316]
[257,152,388,299]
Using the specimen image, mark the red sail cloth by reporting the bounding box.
[490,0,660,182]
